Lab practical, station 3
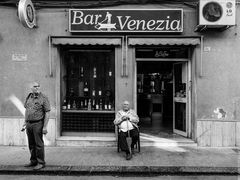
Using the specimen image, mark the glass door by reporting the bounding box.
[173,62,189,137]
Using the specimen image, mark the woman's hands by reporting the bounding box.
[121,115,130,122]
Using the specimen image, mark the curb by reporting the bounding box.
[0,165,239,176]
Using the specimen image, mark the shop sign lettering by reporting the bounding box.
[136,48,188,58]
[155,51,169,58]
[69,9,183,33]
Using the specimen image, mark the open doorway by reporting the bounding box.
[137,60,189,138]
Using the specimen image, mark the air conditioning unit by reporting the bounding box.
[198,0,236,27]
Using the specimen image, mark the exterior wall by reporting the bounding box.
[0,4,240,146]
[195,6,240,146]
[197,120,240,147]
[0,118,56,146]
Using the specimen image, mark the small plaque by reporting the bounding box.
[12,54,27,62]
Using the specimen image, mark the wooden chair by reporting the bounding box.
[116,126,140,153]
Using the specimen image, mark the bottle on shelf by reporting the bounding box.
[80,66,84,78]
[72,100,76,109]
[92,88,96,97]
[84,99,87,108]
[83,82,89,97]
[92,98,95,110]
[99,99,102,110]
[88,99,91,111]
[93,67,97,78]
[80,100,83,109]
[95,100,99,110]
[108,102,112,110]
[98,89,102,96]
[104,100,108,110]
[67,100,71,110]
[62,99,67,110]
[150,80,155,93]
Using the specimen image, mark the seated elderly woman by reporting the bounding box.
[113,100,139,160]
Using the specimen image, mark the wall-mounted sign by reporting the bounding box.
[12,53,28,62]
[69,9,183,33]
[18,0,37,28]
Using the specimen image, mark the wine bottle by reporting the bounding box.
[62,100,67,110]
[72,100,77,109]
[99,99,102,110]
[83,82,89,97]
[88,99,91,111]
[80,67,84,77]
[92,98,95,110]
[98,89,102,96]
[108,102,112,110]
[67,101,71,109]
[84,99,87,108]
[80,100,83,109]
[93,67,97,78]
[104,101,108,110]
[95,100,99,110]
[92,88,96,97]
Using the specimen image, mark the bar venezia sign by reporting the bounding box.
[69,9,183,33]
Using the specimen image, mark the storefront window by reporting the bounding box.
[61,47,115,133]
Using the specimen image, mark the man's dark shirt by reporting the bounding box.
[24,92,51,121]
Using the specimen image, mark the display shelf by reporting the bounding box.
[62,110,115,113]
[62,110,115,132]
[174,97,187,103]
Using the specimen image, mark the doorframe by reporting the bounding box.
[173,60,191,137]
[133,50,192,138]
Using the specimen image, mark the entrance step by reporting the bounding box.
[56,136,116,147]
[140,133,197,147]
[56,133,197,147]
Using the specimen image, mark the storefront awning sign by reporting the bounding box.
[69,9,183,33]
[18,0,37,28]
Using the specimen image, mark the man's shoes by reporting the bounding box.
[33,164,45,170]
[126,153,132,160]
[131,148,135,154]
[24,162,37,167]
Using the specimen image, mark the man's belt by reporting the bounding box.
[27,120,42,124]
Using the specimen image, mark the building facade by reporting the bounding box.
[0,0,240,147]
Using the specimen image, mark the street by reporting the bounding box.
[0,175,239,180]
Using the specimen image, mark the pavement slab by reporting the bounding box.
[0,146,239,176]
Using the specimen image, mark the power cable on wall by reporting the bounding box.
[0,0,198,9]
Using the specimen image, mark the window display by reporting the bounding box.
[62,48,115,112]
[61,47,115,133]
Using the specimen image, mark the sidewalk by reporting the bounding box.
[0,145,239,176]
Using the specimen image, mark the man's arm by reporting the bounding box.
[42,94,51,134]
[129,110,139,124]
[42,111,50,134]
[113,111,124,125]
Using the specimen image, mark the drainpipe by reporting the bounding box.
[200,35,204,77]
[48,36,53,77]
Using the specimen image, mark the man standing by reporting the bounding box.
[23,82,50,170]
[114,101,139,160]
